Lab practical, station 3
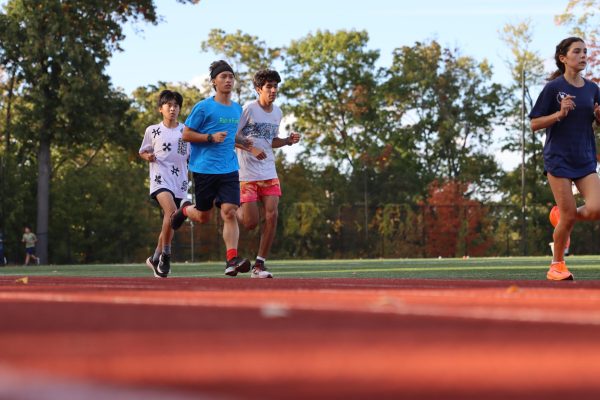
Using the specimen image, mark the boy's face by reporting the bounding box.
[159,99,180,121]
[257,81,278,105]
[212,71,235,94]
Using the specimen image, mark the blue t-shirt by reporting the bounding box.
[184,97,242,174]
[529,75,600,178]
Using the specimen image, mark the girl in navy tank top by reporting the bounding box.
[530,37,600,281]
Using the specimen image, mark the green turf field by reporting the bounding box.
[1,255,600,280]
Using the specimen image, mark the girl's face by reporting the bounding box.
[159,100,180,122]
[560,41,587,73]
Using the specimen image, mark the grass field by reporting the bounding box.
[2,255,599,279]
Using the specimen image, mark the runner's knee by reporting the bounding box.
[221,207,237,222]
[561,208,577,227]
[198,213,211,224]
[585,204,600,220]
[243,218,258,230]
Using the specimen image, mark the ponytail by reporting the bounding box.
[548,37,584,80]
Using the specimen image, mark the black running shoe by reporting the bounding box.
[158,253,171,276]
[224,256,251,276]
[170,206,188,230]
[146,256,167,278]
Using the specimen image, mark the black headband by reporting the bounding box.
[210,64,234,80]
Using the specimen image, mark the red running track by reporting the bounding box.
[1,276,600,399]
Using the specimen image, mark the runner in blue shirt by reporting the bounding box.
[530,37,600,281]
[170,60,253,276]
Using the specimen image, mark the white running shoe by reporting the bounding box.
[251,263,273,279]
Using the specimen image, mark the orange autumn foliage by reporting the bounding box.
[422,180,492,258]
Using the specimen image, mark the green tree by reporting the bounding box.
[372,203,424,258]
[282,30,392,243]
[130,81,208,135]
[282,30,382,171]
[201,29,281,104]
[274,156,338,258]
[498,20,553,255]
[385,41,506,198]
[0,0,199,263]
[50,144,151,263]
[0,65,19,256]
[555,0,600,81]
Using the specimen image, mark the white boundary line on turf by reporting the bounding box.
[2,291,600,327]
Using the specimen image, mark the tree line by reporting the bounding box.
[2,0,600,264]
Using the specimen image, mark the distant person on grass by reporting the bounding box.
[530,37,600,281]
[139,89,190,278]
[22,226,39,266]
[170,60,253,277]
[235,69,300,278]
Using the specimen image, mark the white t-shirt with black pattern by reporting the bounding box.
[236,101,282,181]
[139,122,190,199]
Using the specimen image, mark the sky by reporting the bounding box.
[106,0,576,168]
[108,0,572,92]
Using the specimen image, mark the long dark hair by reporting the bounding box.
[548,36,585,80]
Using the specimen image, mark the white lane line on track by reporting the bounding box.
[0,365,233,400]
[2,291,600,327]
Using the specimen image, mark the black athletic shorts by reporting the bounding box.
[193,171,240,211]
[150,188,188,209]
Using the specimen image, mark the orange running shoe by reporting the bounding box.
[546,261,574,281]
[549,206,571,253]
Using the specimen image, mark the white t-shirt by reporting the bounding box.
[139,122,190,199]
[236,101,283,181]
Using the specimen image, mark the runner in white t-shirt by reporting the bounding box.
[236,69,300,278]
[139,90,190,278]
